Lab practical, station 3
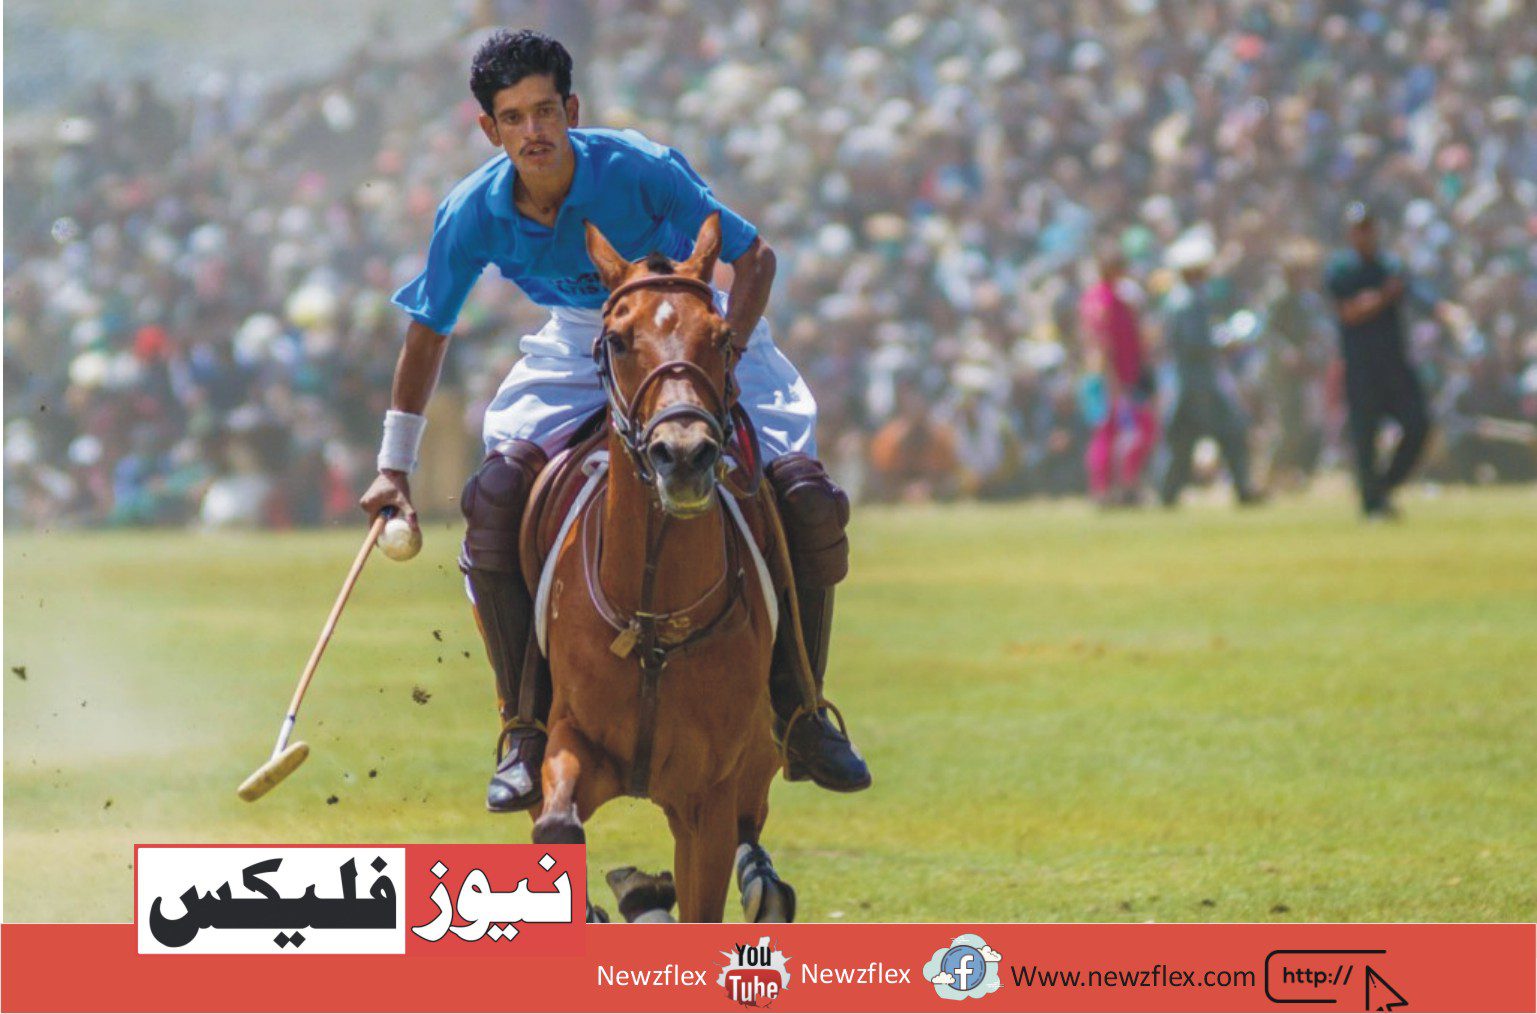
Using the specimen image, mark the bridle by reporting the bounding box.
[593,273,746,488]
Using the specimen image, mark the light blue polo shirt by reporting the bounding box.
[392,128,759,332]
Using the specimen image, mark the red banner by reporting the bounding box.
[4,922,1532,1012]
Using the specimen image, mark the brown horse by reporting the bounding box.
[528,213,796,923]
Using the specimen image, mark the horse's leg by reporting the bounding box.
[735,737,797,923]
[663,806,695,920]
[676,787,737,923]
[531,718,620,922]
[531,718,619,843]
[527,796,609,922]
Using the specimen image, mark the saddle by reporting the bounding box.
[518,412,609,599]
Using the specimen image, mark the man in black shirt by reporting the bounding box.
[1323,204,1431,519]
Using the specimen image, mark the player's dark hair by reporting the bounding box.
[470,29,573,115]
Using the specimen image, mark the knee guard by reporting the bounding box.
[765,453,850,588]
[460,439,548,574]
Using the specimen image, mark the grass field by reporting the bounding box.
[5,485,1535,923]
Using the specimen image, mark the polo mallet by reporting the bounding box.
[237,507,395,802]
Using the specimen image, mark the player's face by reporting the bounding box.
[479,74,579,174]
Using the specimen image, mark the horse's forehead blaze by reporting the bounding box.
[632,297,715,358]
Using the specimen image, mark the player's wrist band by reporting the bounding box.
[378,410,427,474]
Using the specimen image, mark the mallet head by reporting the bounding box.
[236,741,311,802]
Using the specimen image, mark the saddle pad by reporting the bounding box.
[518,427,609,595]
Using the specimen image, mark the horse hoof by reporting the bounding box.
[531,811,585,845]
[741,873,797,923]
[607,867,677,923]
[736,844,797,923]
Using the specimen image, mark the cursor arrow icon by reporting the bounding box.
[1364,965,1407,1011]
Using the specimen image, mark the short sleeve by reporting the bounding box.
[391,197,490,334]
[642,146,759,263]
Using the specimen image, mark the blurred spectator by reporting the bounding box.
[1324,204,1436,519]
[867,374,960,503]
[1260,241,1331,491]
[1155,231,1259,507]
[1080,241,1157,506]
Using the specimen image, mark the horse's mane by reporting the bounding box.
[642,252,675,275]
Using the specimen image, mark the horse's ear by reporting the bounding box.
[585,220,632,291]
[679,212,722,282]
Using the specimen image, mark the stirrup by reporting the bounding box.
[495,717,547,762]
[776,698,848,772]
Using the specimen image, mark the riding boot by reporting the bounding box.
[763,452,871,793]
[466,568,548,812]
[769,585,872,792]
[460,439,550,813]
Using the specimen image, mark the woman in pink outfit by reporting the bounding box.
[1080,246,1159,505]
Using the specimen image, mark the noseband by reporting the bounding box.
[594,274,737,486]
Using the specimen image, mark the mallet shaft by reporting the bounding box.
[281,510,391,733]
[240,510,394,800]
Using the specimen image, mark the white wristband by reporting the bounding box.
[378,410,427,474]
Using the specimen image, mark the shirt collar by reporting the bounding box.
[565,129,595,207]
[485,155,516,221]
[482,130,593,222]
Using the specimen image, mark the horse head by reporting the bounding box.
[585,213,739,518]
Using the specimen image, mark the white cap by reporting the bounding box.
[1166,231,1216,271]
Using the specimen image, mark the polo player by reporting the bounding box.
[358,29,870,811]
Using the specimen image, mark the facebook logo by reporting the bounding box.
[943,945,986,991]
[924,934,1002,1000]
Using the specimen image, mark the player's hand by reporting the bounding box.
[360,469,416,524]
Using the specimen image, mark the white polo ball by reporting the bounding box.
[378,515,422,561]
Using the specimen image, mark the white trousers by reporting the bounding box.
[481,298,818,461]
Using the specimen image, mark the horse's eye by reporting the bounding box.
[605,332,626,355]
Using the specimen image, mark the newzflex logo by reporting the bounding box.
[135,844,585,955]
[137,846,406,954]
[923,933,1003,1000]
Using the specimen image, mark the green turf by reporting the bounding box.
[5,486,1536,922]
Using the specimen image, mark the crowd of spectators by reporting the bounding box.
[6,0,1536,528]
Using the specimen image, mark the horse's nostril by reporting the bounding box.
[687,440,720,473]
[648,441,677,472]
